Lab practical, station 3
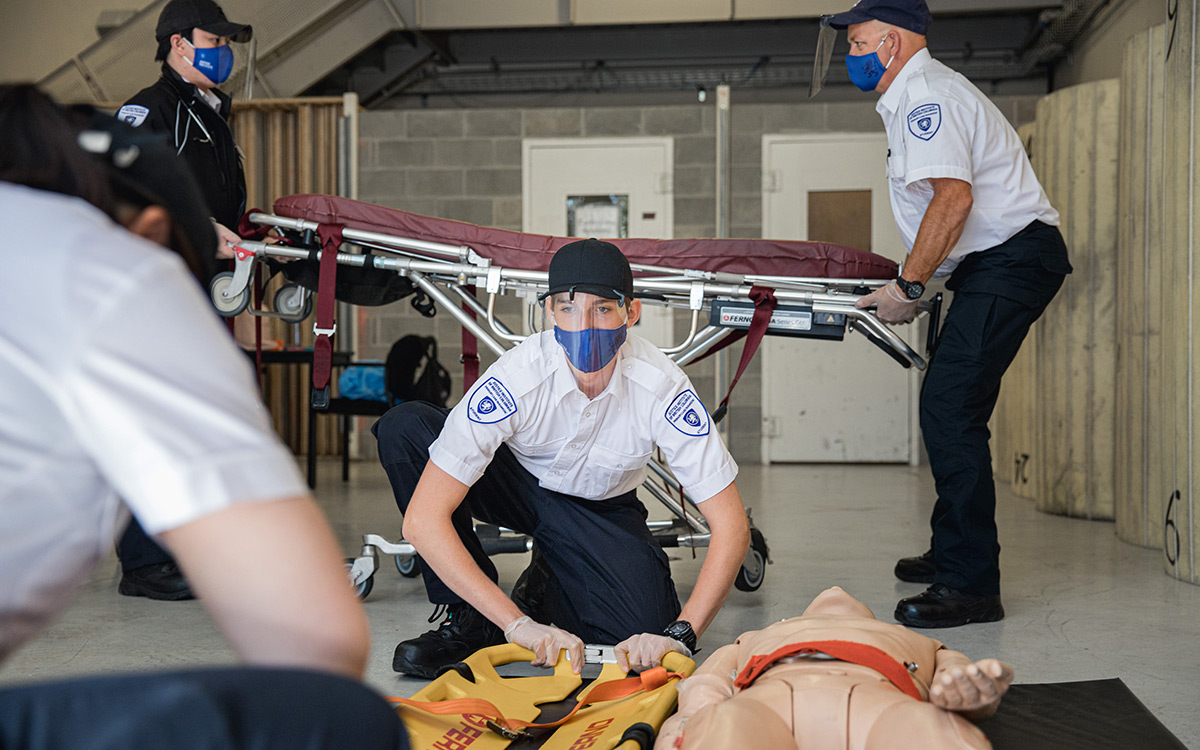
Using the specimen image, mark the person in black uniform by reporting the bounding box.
[113,0,252,600]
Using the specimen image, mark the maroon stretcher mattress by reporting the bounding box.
[273,194,898,280]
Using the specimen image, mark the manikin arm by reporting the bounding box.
[928,647,1013,722]
[655,643,741,748]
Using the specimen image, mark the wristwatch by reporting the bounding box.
[895,276,925,300]
[662,620,698,653]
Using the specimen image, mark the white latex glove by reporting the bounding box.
[504,615,584,674]
[855,282,919,324]
[614,633,691,673]
[212,219,242,259]
[929,658,1013,719]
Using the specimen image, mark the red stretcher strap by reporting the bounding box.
[312,224,344,397]
[734,639,922,701]
[711,285,776,424]
[386,666,684,737]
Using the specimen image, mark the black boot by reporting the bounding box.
[894,583,1004,628]
[393,602,505,679]
[510,543,551,622]
[118,562,194,601]
[893,549,936,584]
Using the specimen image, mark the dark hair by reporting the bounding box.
[0,83,212,282]
[154,27,193,62]
[0,84,116,217]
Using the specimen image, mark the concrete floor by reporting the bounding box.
[3,458,1198,747]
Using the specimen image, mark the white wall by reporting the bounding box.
[0,0,152,84]
[1053,0,1165,88]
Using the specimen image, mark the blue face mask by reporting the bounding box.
[845,37,894,92]
[554,324,628,373]
[184,38,234,85]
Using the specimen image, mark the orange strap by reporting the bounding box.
[733,640,923,701]
[386,666,684,738]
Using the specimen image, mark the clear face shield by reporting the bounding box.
[809,15,838,98]
[544,290,631,373]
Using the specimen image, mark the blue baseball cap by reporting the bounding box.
[825,0,933,35]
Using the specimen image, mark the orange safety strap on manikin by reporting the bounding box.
[387,665,686,740]
[733,640,923,701]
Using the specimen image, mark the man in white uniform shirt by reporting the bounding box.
[374,239,752,678]
[821,0,1072,628]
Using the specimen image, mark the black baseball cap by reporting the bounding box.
[156,0,253,43]
[825,0,932,35]
[540,238,634,302]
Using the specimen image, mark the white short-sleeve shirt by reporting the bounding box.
[429,331,738,503]
[877,48,1059,277]
[0,183,307,663]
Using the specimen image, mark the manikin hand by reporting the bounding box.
[212,220,242,259]
[928,658,1013,719]
[855,282,919,324]
[614,633,691,673]
[504,615,584,674]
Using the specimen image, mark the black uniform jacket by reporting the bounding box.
[119,64,247,230]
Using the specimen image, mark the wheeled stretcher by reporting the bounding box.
[213,194,937,597]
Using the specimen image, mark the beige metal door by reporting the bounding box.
[523,137,674,346]
[761,133,920,464]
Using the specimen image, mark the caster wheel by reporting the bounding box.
[273,283,312,322]
[209,271,250,317]
[345,558,374,599]
[395,554,421,578]
[734,526,770,592]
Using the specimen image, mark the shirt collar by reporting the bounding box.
[877,47,933,116]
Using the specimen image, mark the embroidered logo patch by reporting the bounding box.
[116,104,150,128]
[907,103,941,141]
[467,377,517,424]
[665,390,710,437]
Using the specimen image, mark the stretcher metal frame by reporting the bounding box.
[214,205,934,598]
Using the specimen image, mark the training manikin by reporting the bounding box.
[655,587,1012,750]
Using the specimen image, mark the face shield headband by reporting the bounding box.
[546,289,630,373]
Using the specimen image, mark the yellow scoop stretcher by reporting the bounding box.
[388,643,695,750]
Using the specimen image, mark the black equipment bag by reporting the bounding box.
[385,335,451,407]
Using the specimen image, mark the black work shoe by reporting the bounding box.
[894,549,936,583]
[393,602,505,679]
[510,544,551,622]
[894,583,1004,628]
[118,562,194,601]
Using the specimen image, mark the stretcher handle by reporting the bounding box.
[828,304,927,371]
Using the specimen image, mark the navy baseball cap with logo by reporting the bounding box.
[156,0,253,42]
[540,238,635,303]
[825,0,933,34]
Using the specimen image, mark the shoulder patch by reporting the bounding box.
[467,377,517,424]
[907,103,941,141]
[664,390,710,437]
[116,104,150,128]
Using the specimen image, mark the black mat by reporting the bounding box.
[984,679,1189,750]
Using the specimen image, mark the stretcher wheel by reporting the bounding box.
[734,527,770,592]
[395,554,421,577]
[273,283,312,322]
[345,558,374,599]
[209,271,249,317]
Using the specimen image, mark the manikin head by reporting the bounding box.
[800,586,877,620]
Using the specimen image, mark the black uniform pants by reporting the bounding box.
[116,516,174,572]
[0,668,408,750]
[923,221,1071,596]
[373,402,681,644]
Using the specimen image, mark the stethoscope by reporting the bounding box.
[172,94,246,167]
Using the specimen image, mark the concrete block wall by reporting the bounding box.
[353,95,1040,465]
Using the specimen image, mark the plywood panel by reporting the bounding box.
[1032,80,1120,520]
[1116,25,1168,549]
